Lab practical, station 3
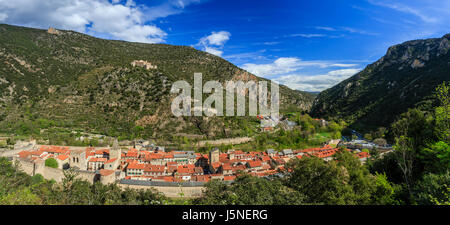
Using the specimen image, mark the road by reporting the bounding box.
[0,142,35,158]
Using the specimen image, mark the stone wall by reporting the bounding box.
[196,137,253,147]
[40,166,64,182]
[16,158,35,175]
[14,158,206,198]
[100,173,116,184]
[74,170,98,184]
[118,183,205,198]
[15,158,97,183]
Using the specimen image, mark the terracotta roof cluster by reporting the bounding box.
[247,160,263,168]
[127,162,145,170]
[357,151,370,159]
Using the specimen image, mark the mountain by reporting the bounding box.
[311,33,450,130]
[0,24,315,139]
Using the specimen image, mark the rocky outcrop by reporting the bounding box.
[311,33,450,128]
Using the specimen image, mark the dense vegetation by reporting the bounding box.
[194,151,399,205]
[0,24,448,205]
[311,33,450,132]
[0,24,315,141]
[196,82,449,205]
[2,83,447,205]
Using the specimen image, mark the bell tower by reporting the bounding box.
[209,147,220,164]
[110,139,121,160]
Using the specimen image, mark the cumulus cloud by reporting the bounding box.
[274,68,361,92]
[241,57,362,92]
[196,31,231,56]
[0,0,202,43]
[242,57,359,78]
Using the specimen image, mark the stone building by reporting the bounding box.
[209,148,220,164]
[131,60,157,70]
[47,27,60,35]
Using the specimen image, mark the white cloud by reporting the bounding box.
[314,26,336,31]
[367,0,438,23]
[261,41,280,45]
[241,57,362,92]
[288,33,326,38]
[204,46,223,56]
[200,31,231,46]
[311,25,379,37]
[364,0,450,47]
[196,31,231,56]
[274,68,361,92]
[0,12,7,21]
[341,27,379,36]
[0,0,202,43]
[242,57,360,78]
[331,63,358,67]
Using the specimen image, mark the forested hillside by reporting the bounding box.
[0,24,315,140]
[311,34,450,130]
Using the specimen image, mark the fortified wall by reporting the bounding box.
[118,183,205,198]
[17,158,205,198]
[14,158,98,184]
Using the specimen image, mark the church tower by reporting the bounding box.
[110,139,121,160]
[209,147,220,164]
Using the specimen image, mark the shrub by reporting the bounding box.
[45,158,58,168]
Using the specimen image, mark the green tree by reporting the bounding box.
[333,149,377,204]
[434,82,450,142]
[364,133,373,141]
[196,175,304,205]
[45,158,58,168]
[371,172,399,205]
[420,141,450,174]
[373,138,387,147]
[0,187,41,205]
[414,172,450,205]
[285,156,354,204]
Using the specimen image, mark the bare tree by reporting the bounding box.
[393,120,415,196]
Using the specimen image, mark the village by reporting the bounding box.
[11,138,374,187]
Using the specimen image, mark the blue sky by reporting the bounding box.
[0,0,449,91]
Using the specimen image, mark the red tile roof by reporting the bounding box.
[105,158,117,164]
[222,163,232,170]
[99,169,115,176]
[89,157,107,162]
[223,175,236,181]
[127,162,145,170]
[194,175,211,182]
[247,160,262,168]
[126,150,139,158]
[144,165,165,173]
[211,162,221,169]
[95,149,110,155]
[357,152,370,158]
[163,176,174,182]
[17,151,31,159]
[57,155,69,161]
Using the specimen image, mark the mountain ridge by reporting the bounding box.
[310,33,450,130]
[0,24,315,139]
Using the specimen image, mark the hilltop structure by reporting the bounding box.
[131,60,157,69]
[47,27,60,35]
